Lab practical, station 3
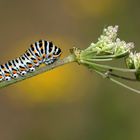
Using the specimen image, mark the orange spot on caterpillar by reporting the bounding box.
[33,60,37,63]
[37,57,42,61]
[20,68,26,71]
[43,54,46,59]
[5,73,10,76]
[28,64,33,68]
[13,71,17,74]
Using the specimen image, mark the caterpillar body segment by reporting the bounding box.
[0,40,62,81]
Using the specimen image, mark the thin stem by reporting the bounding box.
[0,54,76,89]
[81,50,128,59]
[81,60,136,73]
[109,73,138,82]
[95,70,140,94]
[88,65,138,82]
[84,58,113,62]
[110,78,140,94]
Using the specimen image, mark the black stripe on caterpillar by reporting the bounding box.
[0,40,62,81]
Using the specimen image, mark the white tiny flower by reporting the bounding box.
[90,43,95,46]
[116,38,121,43]
[103,28,107,32]
[126,42,135,49]
[108,26,113,31]
[129,52,135,58]
[113,25,119,32]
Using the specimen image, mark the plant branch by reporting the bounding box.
[94,70,140,94]
[81,60,136,73]
[0,54,76,89]
[109,73,138,81]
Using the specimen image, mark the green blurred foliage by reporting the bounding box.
[0,0,140,140]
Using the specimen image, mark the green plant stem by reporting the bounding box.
[84,58,113,61]
[95,70,140,94]
[81,60,136,73]
[109,73,138,81]
[81,51,129,59]
[0,54,76,89]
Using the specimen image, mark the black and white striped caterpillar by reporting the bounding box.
[0,40,62,81]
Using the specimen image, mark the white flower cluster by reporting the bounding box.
[99,25,118,43]
[126,52,140,70]
[114,39,134,55]
[93,25,135,55]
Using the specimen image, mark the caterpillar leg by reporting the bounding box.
[29,67,35,72]
[12,73,19,79]
[4,76,11,81]
[45,59,56,65]
[0,78,3,81]
[45,61,50,65]
[26,62,36,72]
[34,63,39,67]
[11,69,20,79]
[20,71,27,76]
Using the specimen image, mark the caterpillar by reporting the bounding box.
[0,40,62,81]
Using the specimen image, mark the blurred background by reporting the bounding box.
[0,0,140,139]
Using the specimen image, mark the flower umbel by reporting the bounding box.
[75,25,134,64]
[72,25,140,94]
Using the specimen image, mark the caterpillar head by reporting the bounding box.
[52,47,62,59]
[45,46,62,65]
